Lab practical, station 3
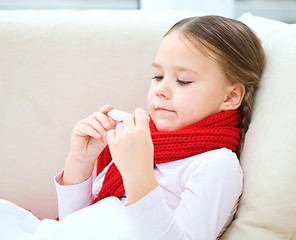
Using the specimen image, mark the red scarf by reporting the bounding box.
[93,110,241,204]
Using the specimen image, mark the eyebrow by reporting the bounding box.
[152,62,199,76]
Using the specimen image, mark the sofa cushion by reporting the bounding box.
[221,14,296,240]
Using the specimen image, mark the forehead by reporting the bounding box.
[155,31,219,68]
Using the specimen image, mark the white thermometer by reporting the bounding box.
[107,109,130,121]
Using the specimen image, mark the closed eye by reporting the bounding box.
[177,80,192,86]
[152,76,164,81]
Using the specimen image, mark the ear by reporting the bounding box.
[221,83,245,111]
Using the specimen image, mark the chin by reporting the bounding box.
[153,119,178,132]
[155,126,171,132]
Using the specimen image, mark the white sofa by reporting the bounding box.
[0,10,295,240]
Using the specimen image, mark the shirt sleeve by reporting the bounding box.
[125,150,243,240]
[126,186,189,240]
[55,162,112,220]
[55,171,94,220]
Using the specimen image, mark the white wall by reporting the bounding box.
[140,0,235,18]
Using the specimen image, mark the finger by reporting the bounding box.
[76,122,103,139]
[115,122,124,132]
[91,112,114,130]
[134,108,149,129]
[82,117,107,136]
[99,105,114,115]
[122,114,135,130]
[107,129,116,143]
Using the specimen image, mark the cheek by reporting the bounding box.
[147,87,154,109]
[174,90,197,111]
[176,103,198,122]
[173,90,206,123]
[173,96,199,123]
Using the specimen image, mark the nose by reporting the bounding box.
[155,78,170,99]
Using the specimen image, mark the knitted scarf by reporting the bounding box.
[93,109,241,204]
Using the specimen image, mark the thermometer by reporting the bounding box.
[107,109,130,121]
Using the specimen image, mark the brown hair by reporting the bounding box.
[165,15,265,158]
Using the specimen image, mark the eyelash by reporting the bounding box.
[152,76,163,80]
[152,76,192,86]
[177,80,192,86]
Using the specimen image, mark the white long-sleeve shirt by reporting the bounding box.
[55,148,243,240]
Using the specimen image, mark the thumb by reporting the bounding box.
[106,129,116,144]
[134,108,149,128]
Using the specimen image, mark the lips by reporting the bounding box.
[155,106,174,112]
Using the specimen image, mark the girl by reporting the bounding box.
[55,15,264,239]
[0,15,264,240]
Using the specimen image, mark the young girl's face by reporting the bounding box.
[147,31,233,131]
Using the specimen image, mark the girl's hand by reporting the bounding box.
[107,108,158,204]
[62,105,116,185]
